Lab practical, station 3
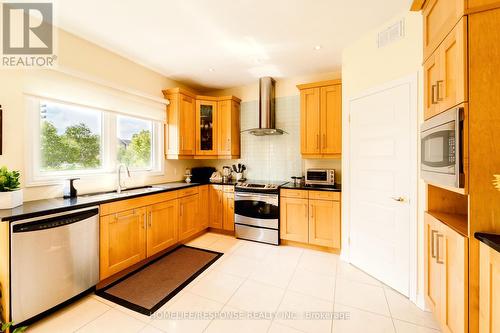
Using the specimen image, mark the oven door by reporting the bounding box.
[420,107,462,188]
[234,192,279,229]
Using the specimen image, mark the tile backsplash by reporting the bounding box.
[238,96,302,181]
[203,95,341,183]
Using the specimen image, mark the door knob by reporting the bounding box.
[391,196,406,202]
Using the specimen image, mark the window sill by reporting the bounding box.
[25,169,165,188]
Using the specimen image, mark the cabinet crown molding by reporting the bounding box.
[297,79,342,90]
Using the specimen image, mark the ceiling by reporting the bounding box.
[54,0,412,91]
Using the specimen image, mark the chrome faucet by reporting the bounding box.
[117,164,131,194]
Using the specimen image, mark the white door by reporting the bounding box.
[349,78,416,297]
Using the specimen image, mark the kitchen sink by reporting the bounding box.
[81,186,165,199]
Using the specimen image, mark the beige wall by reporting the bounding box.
[204,71,340,100]
[0,29,198,201]
[341,11,425,305]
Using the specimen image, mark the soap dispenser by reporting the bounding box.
[63,178,80,198]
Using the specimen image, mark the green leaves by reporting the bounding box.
[0,166,21,192]
[1,321,27,333]
[41,121,101,171]
[117,130,151,168]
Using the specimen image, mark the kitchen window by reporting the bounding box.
[27,98,163,184]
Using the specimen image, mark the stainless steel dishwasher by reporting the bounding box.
[10,206,100,325]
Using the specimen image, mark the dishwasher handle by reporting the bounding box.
[12,208,99,233]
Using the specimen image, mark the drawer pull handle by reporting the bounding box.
[431,84,438,104]
[436,80,444,102]
[436,233,444,264]
[431,230,438,258]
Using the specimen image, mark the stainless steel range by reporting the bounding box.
[234,180,287,245]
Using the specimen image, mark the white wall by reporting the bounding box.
[0,29,198,202]
[341,11,425,304]
[201,72,343,182]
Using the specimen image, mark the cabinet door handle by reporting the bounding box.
[436,233,444,264]
[431,84,438,104]
[310,206,314,219]
[436,80,444,102]
[430,230,438,258]
[148,212,153,227]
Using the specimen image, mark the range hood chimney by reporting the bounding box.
[245,77,286,136]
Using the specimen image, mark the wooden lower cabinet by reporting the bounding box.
[178,194,199,241]
[100,187,208,280]
[479,242,500,333]
[222,192,235,231]
[146,200,178,257]
[309,199,341,248]
[280,190,341,249]
[209,185,223,229]
[280,197,309,243]
[199,185,209,230]
[424,212,468,333]
[100,208,147,279]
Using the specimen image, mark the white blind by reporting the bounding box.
[23,69,166,121]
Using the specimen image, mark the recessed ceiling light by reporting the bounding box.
[314,45,322,50]
[208,68,215,72]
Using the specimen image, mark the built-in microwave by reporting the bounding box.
[305,169,335,186]
[420,107,464,189]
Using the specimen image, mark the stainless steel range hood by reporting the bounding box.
[243,77,287,136]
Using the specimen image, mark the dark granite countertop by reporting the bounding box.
[475,232,500,254]
[281,182,342,192]
[0,181,203,223]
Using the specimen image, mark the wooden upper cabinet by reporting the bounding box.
[163,88,241,160]
[222,192,235,231]
[146,200,178,257]
[178,194,199,241]
[196,99,218,156]
[424,52,440,119]
[162,88,196,159]
[100,208,147,280]
[300,87,321,155]
[218,97,241,158]
[320,85,342,156]
[308,199,341,248]
[468,0,500,12]
[280,197,309,243]
[424,17,467,119]
[479,242,500,333]
[422,0,465,61]
[298,80,342,158]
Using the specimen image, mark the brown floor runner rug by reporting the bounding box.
[96,245,222,315]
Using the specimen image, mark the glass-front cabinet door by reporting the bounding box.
[195,99,218,155]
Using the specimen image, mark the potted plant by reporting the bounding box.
[0,167,22,209]
[1,321,27,333]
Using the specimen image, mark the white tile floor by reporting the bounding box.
[26,232,440,333]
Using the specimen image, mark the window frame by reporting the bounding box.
[25,97,164,186]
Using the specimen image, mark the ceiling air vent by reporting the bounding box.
[377,19,405,48]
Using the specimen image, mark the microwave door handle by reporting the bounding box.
[454,108,463,188]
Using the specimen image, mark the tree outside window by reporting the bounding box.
[40,102,102,171]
